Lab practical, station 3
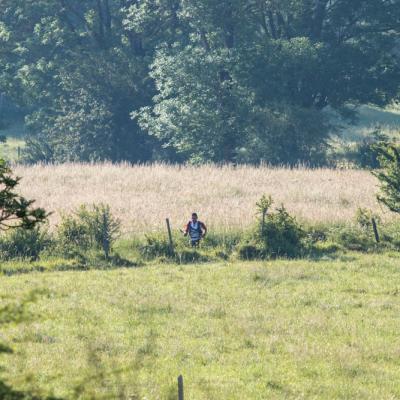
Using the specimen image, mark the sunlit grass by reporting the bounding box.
[1,253,400,399]
[14,163,387,234]
[0,137,25,162]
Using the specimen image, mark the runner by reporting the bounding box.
[183,213,207,247]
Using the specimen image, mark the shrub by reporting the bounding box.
[139,232,173,259]
[258,206,305,258]
[77,204,121,259]
[54,214,91,258]
[0,227,52,261]
[55,204,121,259]
[327,224,376,252]
[238,196,305,259]
[355,208,380,230]
[237,241,262,260]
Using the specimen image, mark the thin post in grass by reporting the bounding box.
[17,146,21,161]
[178,375,184,400]
[371,218,380,243]
[166,218,174,255]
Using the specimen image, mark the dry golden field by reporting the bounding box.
[14,163,386,233]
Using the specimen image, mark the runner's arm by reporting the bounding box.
[183,222,190,236]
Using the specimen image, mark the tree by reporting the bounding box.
[136,0,400,164]
[0,159,47,230]
[0,0,400,164]
[0,0,178,163]
[373,141,400,213]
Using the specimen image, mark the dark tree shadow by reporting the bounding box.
[0,380,64,400]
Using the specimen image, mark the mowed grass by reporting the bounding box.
[1,254,400,399]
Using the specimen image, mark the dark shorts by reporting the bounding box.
[190,238,201,247]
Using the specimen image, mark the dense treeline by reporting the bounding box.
[0,0,399,164]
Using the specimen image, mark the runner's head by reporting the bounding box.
[191,212,198,222]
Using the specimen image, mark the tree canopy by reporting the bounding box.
[0,0,399,164]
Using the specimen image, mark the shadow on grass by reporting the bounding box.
[0,346,63,400]
[0,381,63,400]
[1,255,142,277]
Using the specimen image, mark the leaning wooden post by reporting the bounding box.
[166,218,174,255]
[178,375,184,400]
[371,218,380,243]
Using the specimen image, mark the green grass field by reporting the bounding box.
[1,253,400,399]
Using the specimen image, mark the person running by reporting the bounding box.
[184,213,207,247]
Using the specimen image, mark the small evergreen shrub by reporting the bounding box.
[238,196,305,259]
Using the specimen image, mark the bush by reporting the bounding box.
[238,196,305,259]
[77,204,121,259]
[259,206,305,258]
[327,224,376,252]
[54,204,121,259]
[140,232,173,259]
[237,241,262,260]
[0,227,52,261]
[54,214,91,258]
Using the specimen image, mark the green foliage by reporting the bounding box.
[0,0,399,164]
[55,204,120,259]
[136,0,400,164]
[327,224,377,252]
[0,159,47,230]
[0,227,51,261]
[140,232,172,260]
[239,196,305,259]
[355,208,381,232]
[77,204,121,259]
[332,130,390,168]
[236,240,262,261]
[139,232,229,263]
[373,141,400,213]
[258,206,305,258]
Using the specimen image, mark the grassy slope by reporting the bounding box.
[0,119,25,162]
[1,254,400,399]
[332,104,400,142]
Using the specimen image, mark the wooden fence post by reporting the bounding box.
[371,218,380,243]
[166,218,174,254]
[178,375,184,400]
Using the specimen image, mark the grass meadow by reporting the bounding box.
[1,253,400,399]
[14,163,385,234]
[1,108,399,399]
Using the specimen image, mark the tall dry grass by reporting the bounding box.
[15,163,385,233]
